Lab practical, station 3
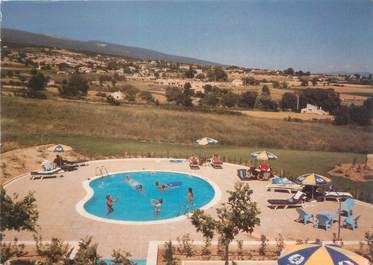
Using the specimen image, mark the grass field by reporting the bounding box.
[2,96,372,153]
[1,96,373,202]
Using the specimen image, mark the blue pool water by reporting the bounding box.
[84,171,215,221]
[100,258,146,265]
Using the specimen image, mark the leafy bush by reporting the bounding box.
[59,74,89,98]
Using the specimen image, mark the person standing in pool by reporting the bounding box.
[152,198,163,215]
[106,194,116,215]
[188,187,194,202]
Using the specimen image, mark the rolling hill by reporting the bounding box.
[1,28,219,65]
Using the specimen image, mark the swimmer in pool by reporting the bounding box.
[152,198,163,215]
[106,194,117,215]
[187,187,193,202]
[155,181,168,191]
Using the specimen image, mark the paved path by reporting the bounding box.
[4,159,373,258]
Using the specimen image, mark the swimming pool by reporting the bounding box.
[79,171,218,223]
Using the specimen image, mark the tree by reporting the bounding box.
[34,236,73,265]
[184,67,195,79]
[281,92,298,111]
[60,74,89,97]
[255,94,278,111]
[272,81,280,88]
[200,93,219,107]
[311,77,318,86]
[0,187,39,233]
[163,241,177,265]
[238,91,258,108]
[139,91,154,103]
[334,106,350,125]
[300,79,309,86]
[221,92,239,108]
[350,105,371,126]
[284,68,294,75]
[177,82,194,107]
[26,71,48,99]
[165,87,182,102]
[122,84,139,102]
[300,88,341,114]
[0,188,38,263]
[261,85,271,96]
[242,77,257,86]
[196,73,205,80]
[73,237,101,265]
[281,82,288,89]
[112,249,136,265]
[0,239,27,264]
[363,97,373,118]
[191,183,260,265]
[206,67,228,82]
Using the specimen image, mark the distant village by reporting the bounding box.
[1,45,372,125]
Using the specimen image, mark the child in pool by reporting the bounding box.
[188,187,193,202]
[155,181,168,191]
[106,194,117,215]
[152,198,163,215]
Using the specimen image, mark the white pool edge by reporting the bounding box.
[75,169,222,225]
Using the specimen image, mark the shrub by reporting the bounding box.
[281,92,298,111]
[238,91,257,108]
[176,234,194,257]
[163,241,177,265]
[59,74,89,97]
[335,106,350,125]
[259,235,268,256]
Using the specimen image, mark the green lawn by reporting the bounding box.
[1,96,372,202]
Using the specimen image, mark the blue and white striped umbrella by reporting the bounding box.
[250,151,278,161]
[194,137,218,146]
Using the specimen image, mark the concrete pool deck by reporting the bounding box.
[4,158,373,258]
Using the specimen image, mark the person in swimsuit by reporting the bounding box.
[188,187,193,202]
[106,194,116,215]
[155,181,168,191]
[152,198,163,215]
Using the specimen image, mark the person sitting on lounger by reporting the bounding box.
[53,155,63,168]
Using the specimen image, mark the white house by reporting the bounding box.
[301,104,329,115]
[110,91,124,101]
[232,79,244,87]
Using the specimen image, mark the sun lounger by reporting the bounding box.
[64,159,88,166]
[189,156,200,169]
[343,215,360,230]
[211,155,223,168]
[296,208,314,225]
[321,191,353,202]
[30,167,63,180]
[267,191,306,209]
[266,177,303,193]
[237,169,256,181]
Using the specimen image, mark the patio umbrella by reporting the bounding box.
[250,151,278,161]
[47,144,72,153]
[295,173,331,186]
[194,137,218,146]
[278,243,369,265]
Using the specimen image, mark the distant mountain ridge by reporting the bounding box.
[1,28,220,65]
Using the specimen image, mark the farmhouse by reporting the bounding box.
[110,91,124,101]
[301,104,329,115]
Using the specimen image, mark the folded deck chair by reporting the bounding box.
[267,191,305,209]
[266,177,303,193]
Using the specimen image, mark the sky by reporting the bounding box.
[1,0,373,73]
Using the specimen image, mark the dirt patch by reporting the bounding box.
[328,156,373,182]
[0,144,89,185]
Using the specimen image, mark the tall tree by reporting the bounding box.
[60,74,89,97]
[191,183,260,265]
